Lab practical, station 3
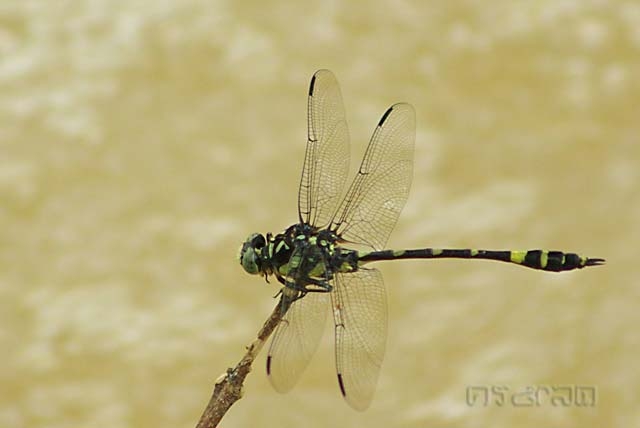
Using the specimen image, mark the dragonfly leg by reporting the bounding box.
[279,288,307,309]
[287,277,333,293]
[301,278,333,293]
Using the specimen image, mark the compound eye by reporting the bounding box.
[241,248,260,274]
[238,233,265,275]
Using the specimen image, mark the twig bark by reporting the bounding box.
[195,296,290,428]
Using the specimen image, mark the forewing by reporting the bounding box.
[331,103,415,250]
[298,69,350,228]
[267,291,329,392]
[332,268,387,411]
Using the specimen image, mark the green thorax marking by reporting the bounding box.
[261,224,359,285]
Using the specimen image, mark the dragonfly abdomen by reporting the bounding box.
[358,248,605,272]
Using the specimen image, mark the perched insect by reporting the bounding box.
[239,70,604,410]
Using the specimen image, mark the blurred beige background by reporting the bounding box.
[1,1,637,427]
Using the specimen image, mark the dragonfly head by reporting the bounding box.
[239,233,266,275]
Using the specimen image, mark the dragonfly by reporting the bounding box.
[238,69,605,410]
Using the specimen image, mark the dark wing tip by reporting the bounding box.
[377,106,394,126]
[266,355,273,375]
[585,257,606,267]
[309,74,317,96]
[337,373,347,396]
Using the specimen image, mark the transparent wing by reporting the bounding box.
[330,103,415,250]
[298,69,351,228]
[267,291,329,392]
[332,268,387,411]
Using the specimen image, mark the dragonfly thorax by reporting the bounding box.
[239,224,360,291]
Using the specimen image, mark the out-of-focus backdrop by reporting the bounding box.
[1,2,636,427]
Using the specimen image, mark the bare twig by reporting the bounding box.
[196,296,290,428]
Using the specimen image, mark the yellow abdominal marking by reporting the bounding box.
[510,251,526,264]
[540,252,548,269]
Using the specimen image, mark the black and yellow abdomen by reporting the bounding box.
[358,248,604,272]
